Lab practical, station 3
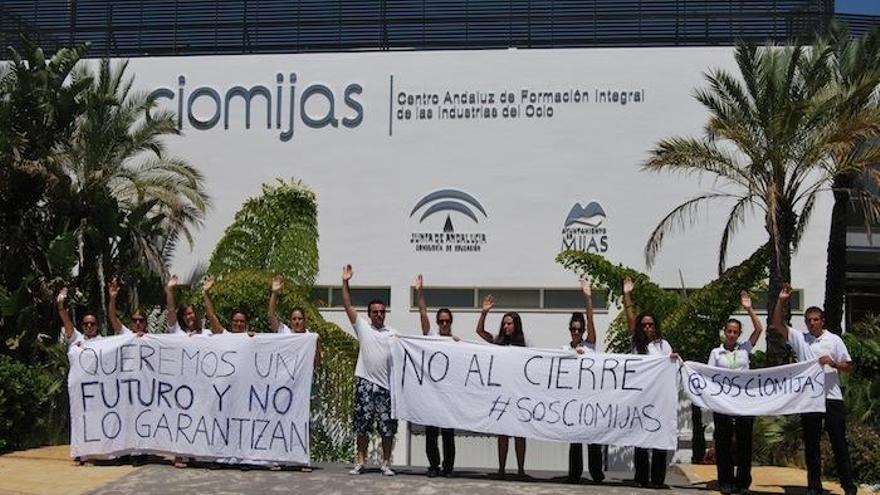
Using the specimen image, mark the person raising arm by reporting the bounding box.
[771,283,855,495]
[416,274,431,336]
[342,264,398,477]
[582,279,597,349]
[202,276,226,334]
[108,277,145,336]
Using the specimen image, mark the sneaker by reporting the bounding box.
[381,463,396,476]
[348,463,364,475]
[427,467,439,478]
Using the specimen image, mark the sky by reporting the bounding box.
[836,0,880,15]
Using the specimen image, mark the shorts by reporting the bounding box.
[353,377,397,437]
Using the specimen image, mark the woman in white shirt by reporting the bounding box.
[622,277,678,489]
[564,280,605,484]
[476,294,527,480]
[709,291,763,495]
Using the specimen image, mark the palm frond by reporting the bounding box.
[645,192,740,268]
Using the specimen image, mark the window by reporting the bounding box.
[409,287,609,311]
[310,286,392,309]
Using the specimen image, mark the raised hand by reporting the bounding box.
[740,290,752,311]
[415,274,423,291]
[56,287,69,305]
[481,294,495,312]
[623,277,634,294]
[271,275,284,293]
[342,264,353,282]
[167,274,179,289]
[580,279,592,296]
[203,275,215,294]
[108,277,120,298]
[779,283,792,301]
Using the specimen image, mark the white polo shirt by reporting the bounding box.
[707,341,753,371]
[786,327,851,401]
[353,316,397,390]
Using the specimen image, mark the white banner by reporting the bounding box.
[680,360,826,416]
[391,336,678,450]
[68,333,317,464]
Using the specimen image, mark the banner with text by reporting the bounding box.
[68,333,317,464]
[681,360,826,416]
[391,336,678,450]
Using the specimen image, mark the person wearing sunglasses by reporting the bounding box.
[623,276,678,489]
[476,293,528,480]
[107,277,146,337]
[415,274,458,478]
[56,287,101,348]
[563,279,605,484]
[342,264,398,477]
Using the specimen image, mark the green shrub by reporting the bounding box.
[0,353,69,452]
[821,420,880,484]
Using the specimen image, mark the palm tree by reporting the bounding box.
[0,39,92,358]
[60,59,210,321]
[819,24,880,333]
[642,42,836,363]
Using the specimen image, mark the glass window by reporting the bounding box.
[477,289,540,309]
[411,288,475,308]
[329,287,391,308]
[543,289,608,310]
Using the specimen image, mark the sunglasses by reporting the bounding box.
[437,319,452,325]
[83,321,98,327]
[131,317,146,322]
[641,322,656,328]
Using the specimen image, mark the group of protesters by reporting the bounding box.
[56,265,856,495]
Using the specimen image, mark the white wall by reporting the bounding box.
[122,47,832,469]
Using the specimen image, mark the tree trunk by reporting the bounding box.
[96,253,107,335]
[691,404,706,464]
[823,175,851,334]
[765,205,795,366]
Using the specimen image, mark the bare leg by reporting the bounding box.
[381,436,394,463]
[497,435,509,475]
[356,434,369,465]
[514,437,526,475]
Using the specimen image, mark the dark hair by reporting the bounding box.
[569,312,586,332]
[176,304,201,332]
[633,311,662,355]
[495,312,525,347]
[725,318,742,331]
[804,306,825,319]
[81,310,99,321]
[229,308,248,320]
[290,307,306,318]
[367,299,386,310]
[436,308,453,322]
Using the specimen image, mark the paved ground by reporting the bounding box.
[0,446,870,495]
[90,464,693,495]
